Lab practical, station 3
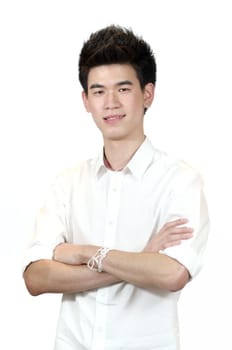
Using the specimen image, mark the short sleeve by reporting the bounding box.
[22,175,68,273]
[159,167,209,278]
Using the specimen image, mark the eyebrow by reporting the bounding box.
[89,80,133,90]
[117,80,133,86]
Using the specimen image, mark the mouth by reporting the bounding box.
[103,114,126,122]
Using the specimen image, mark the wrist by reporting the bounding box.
[87,246,111,272]
[81,245,99,264]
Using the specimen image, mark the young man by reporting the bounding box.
[23,25,209,350]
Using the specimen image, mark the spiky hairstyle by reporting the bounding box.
[79,25,156,93]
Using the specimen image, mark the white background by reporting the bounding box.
[0,0,231,349]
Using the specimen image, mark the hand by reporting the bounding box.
[53,243,84,265]
[53,243,99,266]
[144,218,193,253]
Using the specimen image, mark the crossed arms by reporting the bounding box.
[23,218,193,296]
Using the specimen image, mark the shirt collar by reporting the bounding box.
[94,150,107,178]
[126,137,155,180]
[94,137,155,180]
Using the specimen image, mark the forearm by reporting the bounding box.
[23,259,120,296]
[51,219,192,293]
[100,250,189,292]
[78,246,189,292]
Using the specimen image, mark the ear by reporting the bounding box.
[82,91,91,112]
[143,83,155,109]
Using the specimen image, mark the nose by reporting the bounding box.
[104,91,121,110]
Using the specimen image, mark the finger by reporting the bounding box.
[162,218,189,230]
[163,241,182,249]
[168,232,193,242]
[171,227,194,234]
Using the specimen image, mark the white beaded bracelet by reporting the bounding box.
[87,247,110,272]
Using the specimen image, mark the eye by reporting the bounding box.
[93,90,104,95]
[119,87,130,93]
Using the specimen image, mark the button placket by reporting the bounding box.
[104,171,124,247]
[91,171,124,349]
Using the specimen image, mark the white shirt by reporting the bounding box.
[23,138,209,350]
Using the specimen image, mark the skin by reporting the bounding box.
[24,219,193,295]
[24,64,193,296]
[82,64,154,170]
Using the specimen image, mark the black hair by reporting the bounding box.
[78,25,156,94]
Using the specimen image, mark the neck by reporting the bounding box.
[103,135,145,171]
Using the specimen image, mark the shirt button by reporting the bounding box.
[99,291,106,298]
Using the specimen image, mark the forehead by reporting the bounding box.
[87,64,139,86]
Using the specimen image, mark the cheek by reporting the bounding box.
[91,116,104,132]
[131,91,144,104]
[88,100,102,115]
[90,108,103,126]
[130,95,145,112]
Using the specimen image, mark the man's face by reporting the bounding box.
[82,64,154,143]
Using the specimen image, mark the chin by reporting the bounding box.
[103,132,127,142]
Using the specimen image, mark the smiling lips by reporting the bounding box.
[103,114,126,123]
